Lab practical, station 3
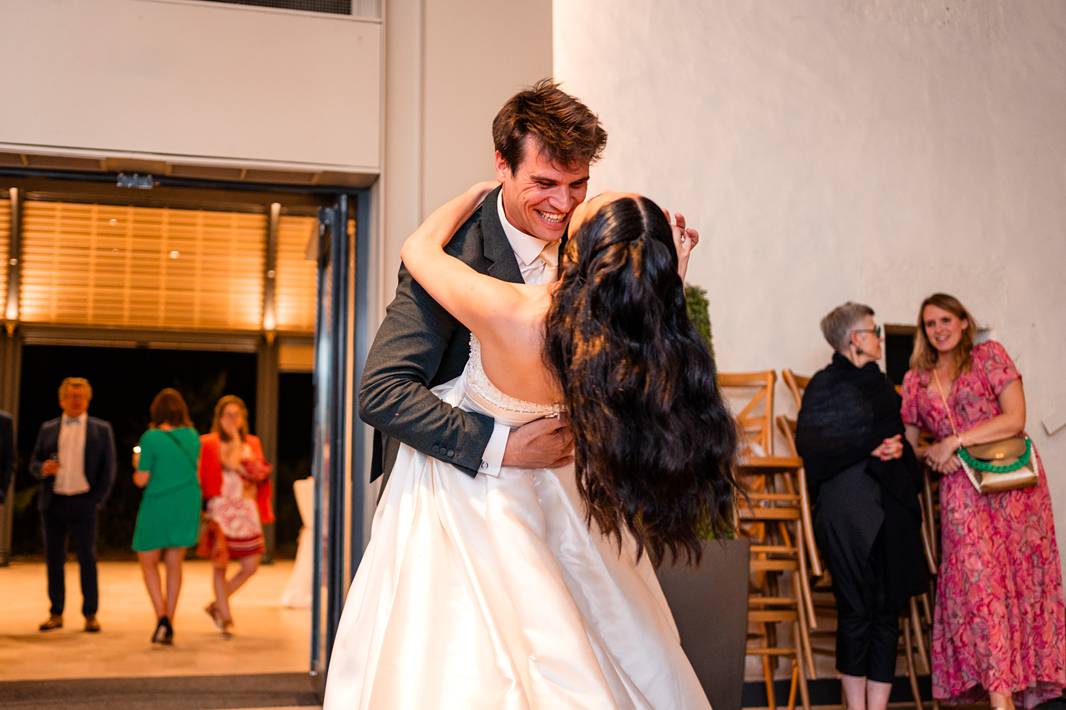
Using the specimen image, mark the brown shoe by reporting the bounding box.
[83,616,101,633]
[38,615,63,631]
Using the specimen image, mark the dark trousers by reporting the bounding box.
[834,530,902,683]
[41,494,99,617]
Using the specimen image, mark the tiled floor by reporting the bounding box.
[0,558,312,682]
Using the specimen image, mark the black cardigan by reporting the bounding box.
[796,353,927,610]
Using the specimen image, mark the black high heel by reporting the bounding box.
[161,616,174,645]
[151,616,168,644]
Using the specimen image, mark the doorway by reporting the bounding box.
[0,170,370,690]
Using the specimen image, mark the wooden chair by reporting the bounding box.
[718,371,776,457]
[779,418,936,709]
[781,368,810,412]
[738,457,812,710]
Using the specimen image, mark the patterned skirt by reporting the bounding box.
[206,468,265,561]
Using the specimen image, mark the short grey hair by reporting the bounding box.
[820,302,874,353]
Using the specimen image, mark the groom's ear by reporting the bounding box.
[494,151,511,182]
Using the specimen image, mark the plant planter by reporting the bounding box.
[656,537,751,710]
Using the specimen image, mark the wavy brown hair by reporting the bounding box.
[493,78,607,173]
[544,195,739,566]
[909,293,979,374]
[211,395,249,443]
[149,388,192,428]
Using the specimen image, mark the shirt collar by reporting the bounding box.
[63,412,88,426]
[496,192,559,268]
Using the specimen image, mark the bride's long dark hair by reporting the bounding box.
[544,196,738,565]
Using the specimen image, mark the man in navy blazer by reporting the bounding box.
[30,377,116,632]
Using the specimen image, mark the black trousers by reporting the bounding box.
[834,530,901,683]
[41,494,99,617]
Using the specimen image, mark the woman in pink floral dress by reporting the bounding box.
[902,293,1065,709]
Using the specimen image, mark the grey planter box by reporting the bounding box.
[656,537,751,710]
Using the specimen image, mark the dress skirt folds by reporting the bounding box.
[324,337,709,709]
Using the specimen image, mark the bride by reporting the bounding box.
[324,183,739,709]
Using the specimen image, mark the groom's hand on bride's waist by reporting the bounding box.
[501,416,574,469]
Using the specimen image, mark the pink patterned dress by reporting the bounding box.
[901,340,1065,707]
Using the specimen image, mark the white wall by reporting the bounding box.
[381,0,553,301]
[368,0,551,535]
[555,0,1066,567]
[2,0,381,171]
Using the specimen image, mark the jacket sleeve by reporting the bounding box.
[29,422,50,480]
[248,435,275,525]
[94,421,117,507]
[359,260,496,476]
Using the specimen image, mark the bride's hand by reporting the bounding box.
[664,209,700,280]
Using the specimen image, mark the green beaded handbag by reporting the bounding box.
[933,371,1038,494]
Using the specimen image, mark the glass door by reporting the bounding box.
[309,194,350,680]
[308,188,372,688]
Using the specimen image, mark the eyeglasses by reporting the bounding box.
[853,325,882,338]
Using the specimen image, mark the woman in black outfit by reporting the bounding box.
[796,302,927,710]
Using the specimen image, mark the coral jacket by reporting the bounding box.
[198,432,274,525]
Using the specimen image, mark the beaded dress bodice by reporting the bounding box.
[457,334,562,428]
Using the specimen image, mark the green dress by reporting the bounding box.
[132,427,202,552]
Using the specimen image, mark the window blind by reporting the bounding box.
[19,202,267,331]
[275,215,317,332]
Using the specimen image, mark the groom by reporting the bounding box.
[361,79,607,483]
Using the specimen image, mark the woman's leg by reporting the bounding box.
[213,564,232,621]
[840,674,867,710]
[989,691,1016,710]
[137,550,165,619]
[162,547,184,619]
[865,680,892,710]
[224,554,260,598]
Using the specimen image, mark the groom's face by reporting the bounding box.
[496,137,590,242]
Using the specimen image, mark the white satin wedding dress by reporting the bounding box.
[323,336,711,709]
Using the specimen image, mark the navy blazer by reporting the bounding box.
[30,415,116,511]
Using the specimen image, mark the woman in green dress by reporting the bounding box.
[133,388,201,645]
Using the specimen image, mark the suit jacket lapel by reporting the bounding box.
[480,187,524,285]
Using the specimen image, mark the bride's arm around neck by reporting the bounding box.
[400,182,542,339]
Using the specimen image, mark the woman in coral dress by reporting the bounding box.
[901,293,1065,709]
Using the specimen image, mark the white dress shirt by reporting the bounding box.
[477,194,561,476]
[55,412,90,495]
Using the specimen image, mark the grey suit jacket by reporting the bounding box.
[360,186,523,481]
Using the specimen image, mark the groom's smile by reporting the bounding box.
[496,136,590,242]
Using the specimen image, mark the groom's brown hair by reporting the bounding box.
[493,78,607,173]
